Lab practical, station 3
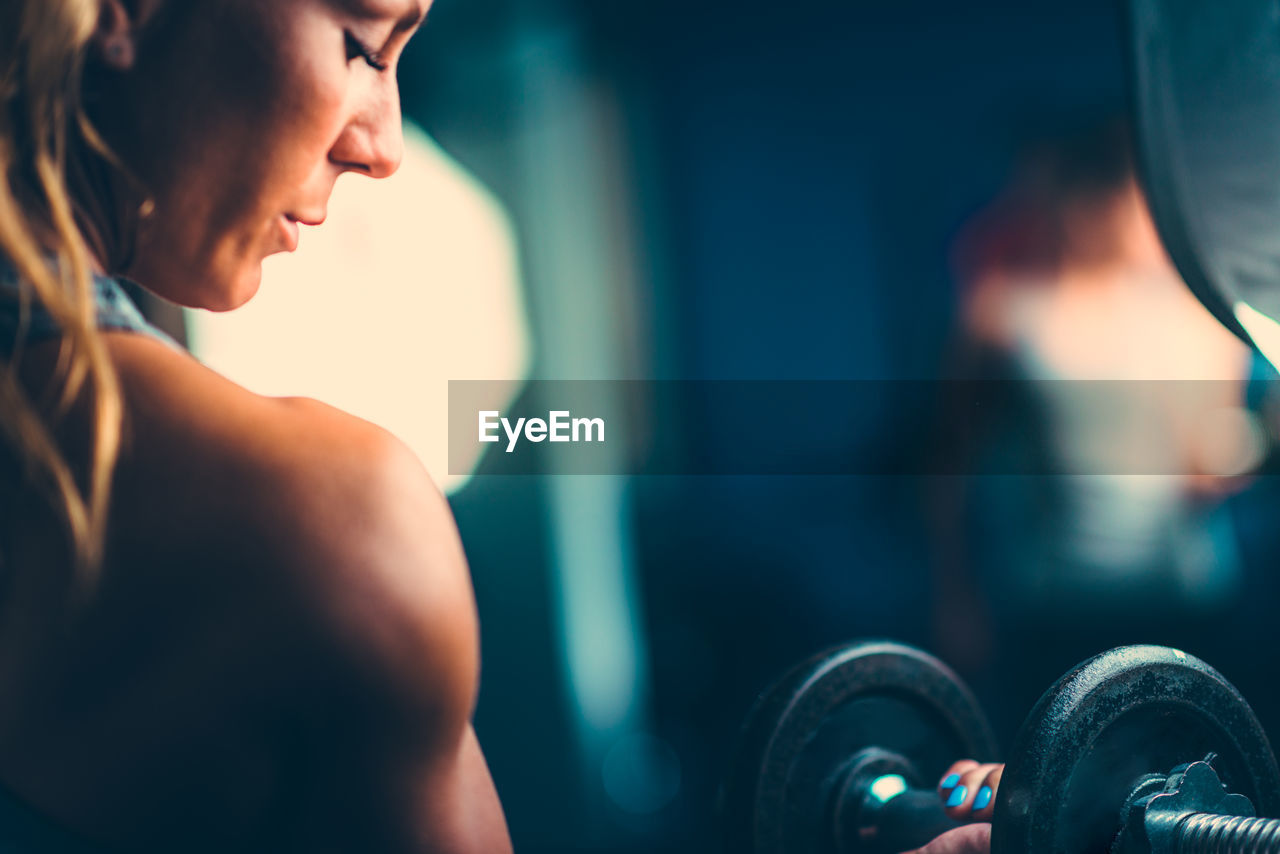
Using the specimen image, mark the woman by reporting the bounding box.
[0,1,510,851]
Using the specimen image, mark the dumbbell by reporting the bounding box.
[721,641,1280,854]
[721,641,998,853]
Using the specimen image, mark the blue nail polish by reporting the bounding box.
[973,786,992,810]
[945,785,968,808]
[940,773,960,789]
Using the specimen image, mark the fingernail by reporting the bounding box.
[945,785,967,808]
[940,773,960,789]
[973,786,992,810]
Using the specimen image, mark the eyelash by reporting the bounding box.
[345,32,388,72]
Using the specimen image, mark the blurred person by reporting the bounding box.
[0,2,511,852]
[918,120,1259,843]
[956,116,1251,614]
[934,116,1254,721]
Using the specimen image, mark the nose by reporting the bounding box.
[330,82,404,180]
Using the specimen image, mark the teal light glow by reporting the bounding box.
[869,774,909,804]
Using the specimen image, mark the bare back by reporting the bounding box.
[0,330,510,853]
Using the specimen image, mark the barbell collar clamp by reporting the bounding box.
[1115,757,1277,854]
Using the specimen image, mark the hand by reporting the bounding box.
[900,822,990,854]
[937,760,1002,821]
[899,761,1004,854]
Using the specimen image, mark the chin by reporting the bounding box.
[125,249,263,312]
[201,263,264,312]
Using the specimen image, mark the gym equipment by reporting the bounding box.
[1126,0,1280,359]
[991,645,1280,854]
[720,640,998,854]
[725,643,1280,854]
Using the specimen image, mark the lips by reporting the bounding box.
[278,215,300,252]
[286,210,327,227]
[276,209,327,254]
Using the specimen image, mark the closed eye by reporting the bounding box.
[345,32,389,72]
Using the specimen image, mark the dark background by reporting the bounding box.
[381,1,1280,851]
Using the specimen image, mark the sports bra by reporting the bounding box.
[0,260,177,355]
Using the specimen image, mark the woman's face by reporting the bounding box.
[99,0,426,310]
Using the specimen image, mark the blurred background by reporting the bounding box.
[172,0,1280,851]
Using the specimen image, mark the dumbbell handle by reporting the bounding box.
[838,785,961,854]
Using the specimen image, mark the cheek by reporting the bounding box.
[144,6,352,203]
[264,43,352,186]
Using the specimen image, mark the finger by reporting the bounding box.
[970,765,1003,821]
[943,763,1001,819]
[899,822,992,854]
[937,760,981,796]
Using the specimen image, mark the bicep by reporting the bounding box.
[409,726,511,854]
[287,714,508,854]
[271,426,508,853]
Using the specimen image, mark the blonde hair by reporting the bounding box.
[0,0,126,580]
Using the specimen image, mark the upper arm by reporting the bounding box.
[267,421,511,854]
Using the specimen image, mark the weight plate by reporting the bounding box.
[722,640,998,854]
[991,645,1280,854]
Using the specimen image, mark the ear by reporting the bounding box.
[92,0,140,70]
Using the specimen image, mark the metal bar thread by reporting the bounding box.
[1175,813,1280,854]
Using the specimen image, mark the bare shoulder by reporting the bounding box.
[89,333,505,851]
[106,331,477,706]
